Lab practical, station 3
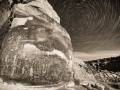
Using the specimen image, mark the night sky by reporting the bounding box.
[48,0,120,53]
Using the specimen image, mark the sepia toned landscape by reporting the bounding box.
[0,0,120,90]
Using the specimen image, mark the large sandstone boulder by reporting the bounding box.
[0,0,73,85]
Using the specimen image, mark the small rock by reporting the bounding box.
[96,83,105,90]
[3,82,7,85]
[0,78,3,83]
[98,86,105,90]
[86,83,92,90]
[65,81,75,88]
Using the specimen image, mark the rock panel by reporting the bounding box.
[0,0,73,85]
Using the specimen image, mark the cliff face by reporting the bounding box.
[85,56,120,89]
[0,0,73,85]
[85,56,120,72]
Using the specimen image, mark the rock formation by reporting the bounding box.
[1,0,119,90]
[0,0,73,85]
[72,57,97,85]
[85,56,120,90]
[85,56,120,72]
[0,0,12,49]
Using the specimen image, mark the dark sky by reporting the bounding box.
[48,0,120,53]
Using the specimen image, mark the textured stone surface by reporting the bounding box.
[0,57,106,90]
[85,57,120,90]
[0,0,73,85]
[85,56,120,72]
[0,0,11,49]
[72,57,97,85]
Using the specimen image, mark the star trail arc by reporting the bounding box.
[48,0,120,52]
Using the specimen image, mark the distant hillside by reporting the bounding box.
[85,55,120,72]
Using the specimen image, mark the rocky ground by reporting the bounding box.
[85,56,120,90]
[1,57,120,90]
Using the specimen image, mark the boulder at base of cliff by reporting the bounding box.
[72,57,97,85]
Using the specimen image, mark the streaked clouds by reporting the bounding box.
[73,51,120,61]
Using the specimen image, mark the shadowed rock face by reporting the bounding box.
[85,56,120,90]
[0,0,73,85]
[0,0,12,49]
[85,56,120,72]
